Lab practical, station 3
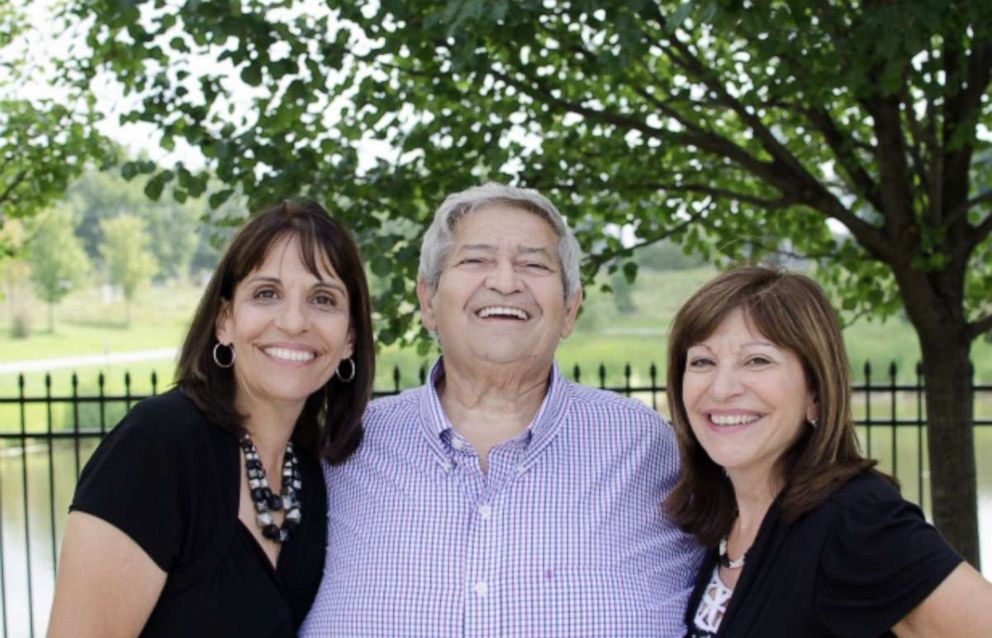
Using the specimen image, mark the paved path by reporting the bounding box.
[0,348,177,374]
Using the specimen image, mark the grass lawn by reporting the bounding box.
[3,266,991,401]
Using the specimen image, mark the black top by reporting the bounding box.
[685,472,962,638]
[71,389,327,638]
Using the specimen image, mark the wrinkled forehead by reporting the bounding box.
[451,202,561,237]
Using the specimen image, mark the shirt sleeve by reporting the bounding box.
[813,477,962,637]
[70,399,189,572]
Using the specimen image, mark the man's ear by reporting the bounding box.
[560,288,583,339]
[416,279,437,332]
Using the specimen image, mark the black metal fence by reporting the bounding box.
[1,361,991,637]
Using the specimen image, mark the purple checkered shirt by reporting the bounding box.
[300,360,703,637]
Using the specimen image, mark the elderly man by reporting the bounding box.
[301,183,702,637]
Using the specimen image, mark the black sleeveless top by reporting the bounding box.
[71,389,327,637]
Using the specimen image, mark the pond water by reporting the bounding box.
[1,434,991,638]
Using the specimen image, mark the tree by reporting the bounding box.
[99,214,157,326]
[60,1,992,563]
[0,2,114,254]
[0,218,31,337]
[27,207,90,331]
[65,167,201,280]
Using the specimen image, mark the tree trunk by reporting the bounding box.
[916,322,979,566]
[48,302,54,333]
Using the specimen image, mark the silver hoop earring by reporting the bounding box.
[336,357,356,382]
[212,342,235,368]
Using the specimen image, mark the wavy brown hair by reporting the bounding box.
[175,200,374,464]
[664,266,879,546]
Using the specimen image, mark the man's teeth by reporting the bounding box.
[477,306,529,320]
[710,414,759,426]
[264,347,315,362]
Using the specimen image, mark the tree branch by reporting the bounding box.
[973,210,992,246]
[941,37,992,221]
[969,314,992,341]
[802,107,882,210]
[0,169,29,208]
[861,95,917,236]
[657,36,890,258]
[582,210,704,272]
[944,190,992,229]
[641,181,795,209]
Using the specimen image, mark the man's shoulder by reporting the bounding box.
[363,386,428,427]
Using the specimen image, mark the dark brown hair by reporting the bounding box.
[664,266,877,546]
[175,200,374,464]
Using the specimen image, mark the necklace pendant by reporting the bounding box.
[718,536,746,569]
[241,433,302,544]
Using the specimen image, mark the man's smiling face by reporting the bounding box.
[417,205,581,371]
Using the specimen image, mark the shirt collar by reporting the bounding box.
[418,358,568,473]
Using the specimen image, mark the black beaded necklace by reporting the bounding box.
[240,433,302,543]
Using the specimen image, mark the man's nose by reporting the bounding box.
[485,259,521,294]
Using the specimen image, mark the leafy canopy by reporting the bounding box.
[56,1,992,346]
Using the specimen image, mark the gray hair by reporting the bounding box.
[418,182,582,300]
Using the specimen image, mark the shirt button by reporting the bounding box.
[451,437,464,450]
[473,581,488,596]
[478,504,492,520]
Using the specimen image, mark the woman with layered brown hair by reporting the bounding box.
[47,200,374,637]
[665,266,992,637]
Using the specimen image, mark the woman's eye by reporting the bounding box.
[254,288,277,300]
[313,293,338,306]
[523,262,551,271]
[747,356,772,366]
[687,357,714,368]
[459,257,484,265]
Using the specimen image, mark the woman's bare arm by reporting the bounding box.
[47,511,167,638]
[893,562,992,638]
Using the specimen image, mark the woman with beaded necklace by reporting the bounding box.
[666,266,992,637]
[48,200,374,637]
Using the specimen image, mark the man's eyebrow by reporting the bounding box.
[516,246,552,256]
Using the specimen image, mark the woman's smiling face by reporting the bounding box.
[216,235,353,418]
[682,308,816,488]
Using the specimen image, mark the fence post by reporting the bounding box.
[915,362,925,507]
[46,373,58,577]
[864,361,873,457]
[889,361,897,478]
[649,363,658,411]
[72,373,81,480]
[19,374,35,637]
[98,373,106,435]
